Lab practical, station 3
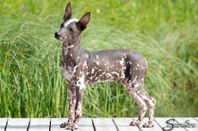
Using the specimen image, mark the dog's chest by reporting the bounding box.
[61,53,88,82]
[61,65,74,81]
[61,55,79,81]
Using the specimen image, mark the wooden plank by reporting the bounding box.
[50,118,69,131]
[2,117,197,131]
[6,118,30,131]
[93,118,117,131]
[29,118,50,131]
[194,118,198,121]
[75,118,94,131]
[113,118,140,131]
[174,117,198,131]
[155,117,186,131]
[0,118,7,131]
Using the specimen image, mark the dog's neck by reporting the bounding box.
[62,38,82,61]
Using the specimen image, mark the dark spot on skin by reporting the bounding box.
[125,62,131,82]
[131,83,135,88]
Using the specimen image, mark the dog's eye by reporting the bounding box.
[69,27,73,32]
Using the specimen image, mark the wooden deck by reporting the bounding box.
[0,117,197,131]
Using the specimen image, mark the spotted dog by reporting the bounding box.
[54,2,156,129]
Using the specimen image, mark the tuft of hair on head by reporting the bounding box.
[76,12,91,31]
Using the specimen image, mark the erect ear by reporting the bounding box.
[76,12,91,31]
[63,2,72,21]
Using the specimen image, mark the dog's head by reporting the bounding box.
[55,2,90,43]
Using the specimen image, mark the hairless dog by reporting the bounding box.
[54,2,156,129]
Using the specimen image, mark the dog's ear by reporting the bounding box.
[76,12,91,31]
[63,2,72,21]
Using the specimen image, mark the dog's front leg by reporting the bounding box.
[67,87,77,127]
[73,84,85,128]
[60,82,76,129]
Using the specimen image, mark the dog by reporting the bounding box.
[54,2,156,129]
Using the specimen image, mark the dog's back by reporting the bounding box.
[85,49,147,84]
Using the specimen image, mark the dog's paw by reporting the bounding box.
[60,122,78,129]
[71,123,78,130]
[142,121,154,128]
[60,122,67,128]
[65,124,78,130]
[130,119,143,126]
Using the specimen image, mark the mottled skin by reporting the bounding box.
[54,2,156,129]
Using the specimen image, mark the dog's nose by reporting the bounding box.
[54,32,59,39]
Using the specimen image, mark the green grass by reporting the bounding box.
[0,0,198,118]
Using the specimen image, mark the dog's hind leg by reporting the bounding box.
[122,81,147,127]
[132,80,156,128]
[145,97,156,127]
[140,93,156,127]
[128,88,148,126]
